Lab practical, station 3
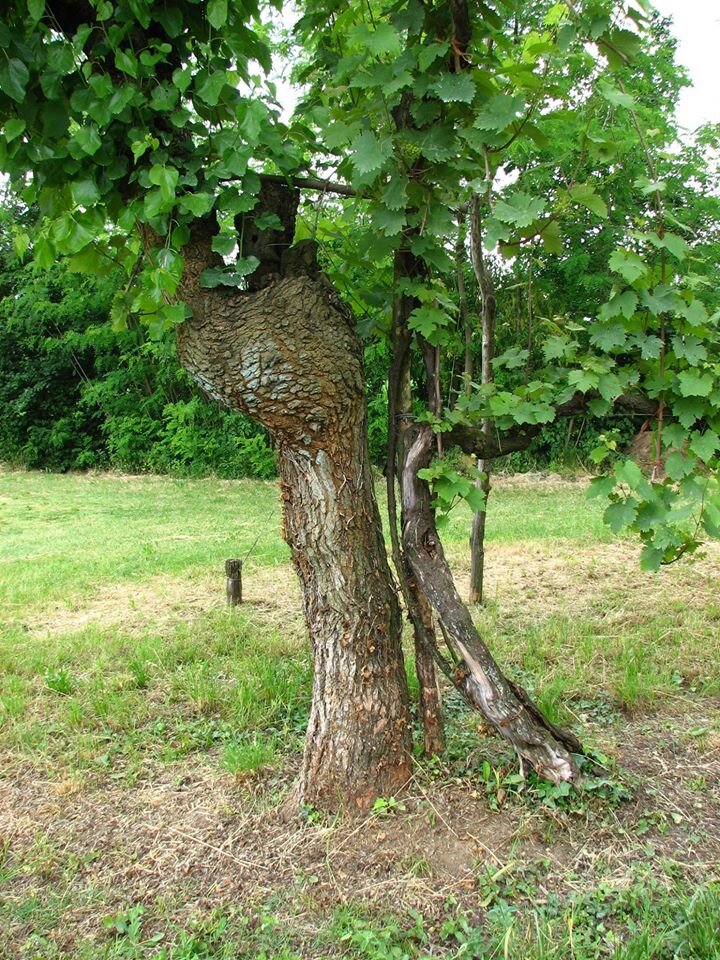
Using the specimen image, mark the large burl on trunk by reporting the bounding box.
[176,218,412,813]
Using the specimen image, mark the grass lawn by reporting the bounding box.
[0,466,718,959]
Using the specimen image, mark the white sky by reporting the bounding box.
[650,0,720,131]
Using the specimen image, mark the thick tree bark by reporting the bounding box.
[176,224,412,812]
[401,422,582,783]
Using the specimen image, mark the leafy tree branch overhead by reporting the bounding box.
[1,0,719,812]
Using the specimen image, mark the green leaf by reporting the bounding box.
[348,22,403,57]
[382,175,409,211]
[681,300,709,329]
[598,81,634,109]
[676,370,714,398]
[149,164,179,203]
[211,232,236,256]
[143,189,169,219]
[239,100,267,143]
[673,396,705,428]
[640,545,663,572]
[629,333,663,359]
[474,94,525,132]
[494,192,546,229]
[599,290,637,321]
[568,183,608,218]
[430,73,476,104]
[634,175,666,196]
[589,321,626,352]
[350,130,392,175]
[3,118,26,142]
[200,258,260,287]
[156,248,183,279]
[512,401,555,425]
[465,486,486,513]
[608,248,648,284]
[196,70,228,106]
[325,121,356,150]
[172,67,193,93]
[207,0,228,29]
[0,58,30,103]
[604,498,637,534]
[689,430,719,462]
[598,372,623,402]
[372,206,405,236]
[601,28,642,67]
[658,232,690,260]
[542,335,571,361]
[640,285,680,315]
[27,0,45,21]
[673,335,707,365]
[73,124,102,155]
[567,369,599,393]
[114,49,138,79]
[492,346,528,370]
[13,231,30,258]
[417,41,449,71]
[34,236,55,269]
[665,450,695,481]
[70,179,101,206]
[408,305,450,343]
[615,459,643,490]
[540,220,563,254]
[587,397,611,417]
[178,193,215,217]
[253,212,282,231]
[588,476,616,499]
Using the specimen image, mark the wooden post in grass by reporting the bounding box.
[225,559,243,606]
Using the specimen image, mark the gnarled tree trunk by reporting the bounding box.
[401,422,582,784]
[176,223,412,812]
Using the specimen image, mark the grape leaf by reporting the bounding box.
[350,130,392,175]
[408,305,450,342]
[589,321,626,351]
[494,192,547,228]
[372,205,406,236]
[569,183,608,218]
[676,370,714,397]
[474,94,525,132]
[348,22,403,57]
[608,248,648,284]
[430,72,476,104]
[672,396,705,428]
[417,41,449,71]
[604,498,637,534]
[689,429,719,462]
[672,335,707,365]
[599,290,637,321]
